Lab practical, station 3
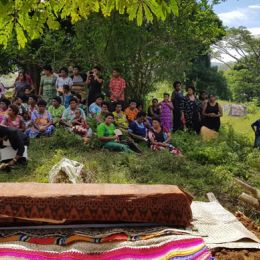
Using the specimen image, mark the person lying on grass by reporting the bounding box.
[148,118,182,156]
[128,111,150,142]
[26,100,54,138]
[97,113,133,153]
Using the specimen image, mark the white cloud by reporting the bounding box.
[248,5,260,9]
[218,10,248,25]
[248,27,260,36]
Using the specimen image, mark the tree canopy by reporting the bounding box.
[0,0,180,48]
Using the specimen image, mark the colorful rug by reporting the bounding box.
[0,228,192,246]
[0,237,213,259]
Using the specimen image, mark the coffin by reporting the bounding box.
[0,183,192,227]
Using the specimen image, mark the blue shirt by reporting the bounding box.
[63,94,72,108]
[89,102,101,114]
[128,121,147,137]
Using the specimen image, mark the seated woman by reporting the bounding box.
[12,97,26,116]
[148,98,160,120]
[148,118,182,155]
[61,97,86,127]
[89,95,103,116]
[96,102,109,124]
[113,102,128,129]
[71,108,92,142]
[97,113,132,153]
[128,112,150,142]
[0,98,10,123]
[26,100,54,138]
[48,96,65,125]
[27,95,38,118]
[1,104,25,131]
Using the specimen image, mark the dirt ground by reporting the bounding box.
[213,212,260,260]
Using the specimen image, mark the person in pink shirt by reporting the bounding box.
[109,68,126,111]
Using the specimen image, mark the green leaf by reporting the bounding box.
[15,24,27,48]
[136,4,143,26]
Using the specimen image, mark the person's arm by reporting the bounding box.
[118,80,126,99]
[202,103,210,117]
[217,104,223,117]
[166,101,174,110]
[0,116,7,126]
[93,73,103,84]
[251,122,256,133]
[19,119,26,132]
[164,132,171,144]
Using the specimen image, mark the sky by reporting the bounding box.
[212,0,260,63]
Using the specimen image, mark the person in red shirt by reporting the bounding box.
[109,68,126,111]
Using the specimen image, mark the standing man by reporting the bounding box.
[86,66,103,107]
[171,81,183,132]
[109,68,126,111]
[251,118,260,148]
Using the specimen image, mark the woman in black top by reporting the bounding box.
[202,94,223,132]
[147,98,160,119]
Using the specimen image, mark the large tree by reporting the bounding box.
[213,27,260,102]
[0,0,225,101]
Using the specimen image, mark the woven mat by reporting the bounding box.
[0,236,212,260]
[191,201,260,249]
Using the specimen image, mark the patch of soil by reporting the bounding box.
[213,249,260,260]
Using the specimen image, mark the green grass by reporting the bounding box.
[0,99,259,220]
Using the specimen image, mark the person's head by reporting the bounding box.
[73,66,80,76]
[129,100,137,109]
[186,85,196,96]
[152,98,158,107]
[112,68,120,78]
[42,65,53,76]
[137,104,143,111]
[93,66,101,76]
[75,108,82,119]
[63,84,70,94]
[8,104,19,117]
[13,96,23,106]
[28,95,37,106]
[199,91,208,101]
[104,113,114,125]
[95,95,103,106]
[52,96,62,108]
[209,94,217,103]
[23,111,30,121]
[115,103,122,113]
[163,93,170,102]
[74,93,82,102]
[24,86,31,95]
[69,97,78,110]
[152,118,161,129]
[136,111,147,123]
[37,99,47,113]
[101,102,109,113]
[0,98,10,111]
[59,67,68,78]
[17,71,26,82]
[173,81,182,91]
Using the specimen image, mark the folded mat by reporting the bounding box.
[0,236,212,260]
[0,183,192,227]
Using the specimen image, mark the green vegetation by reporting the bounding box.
[1,116,259,216]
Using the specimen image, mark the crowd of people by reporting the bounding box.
[0,64,258,168]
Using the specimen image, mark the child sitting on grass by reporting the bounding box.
[71,108,92,143]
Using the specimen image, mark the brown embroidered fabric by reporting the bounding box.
[0,183,192,227]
